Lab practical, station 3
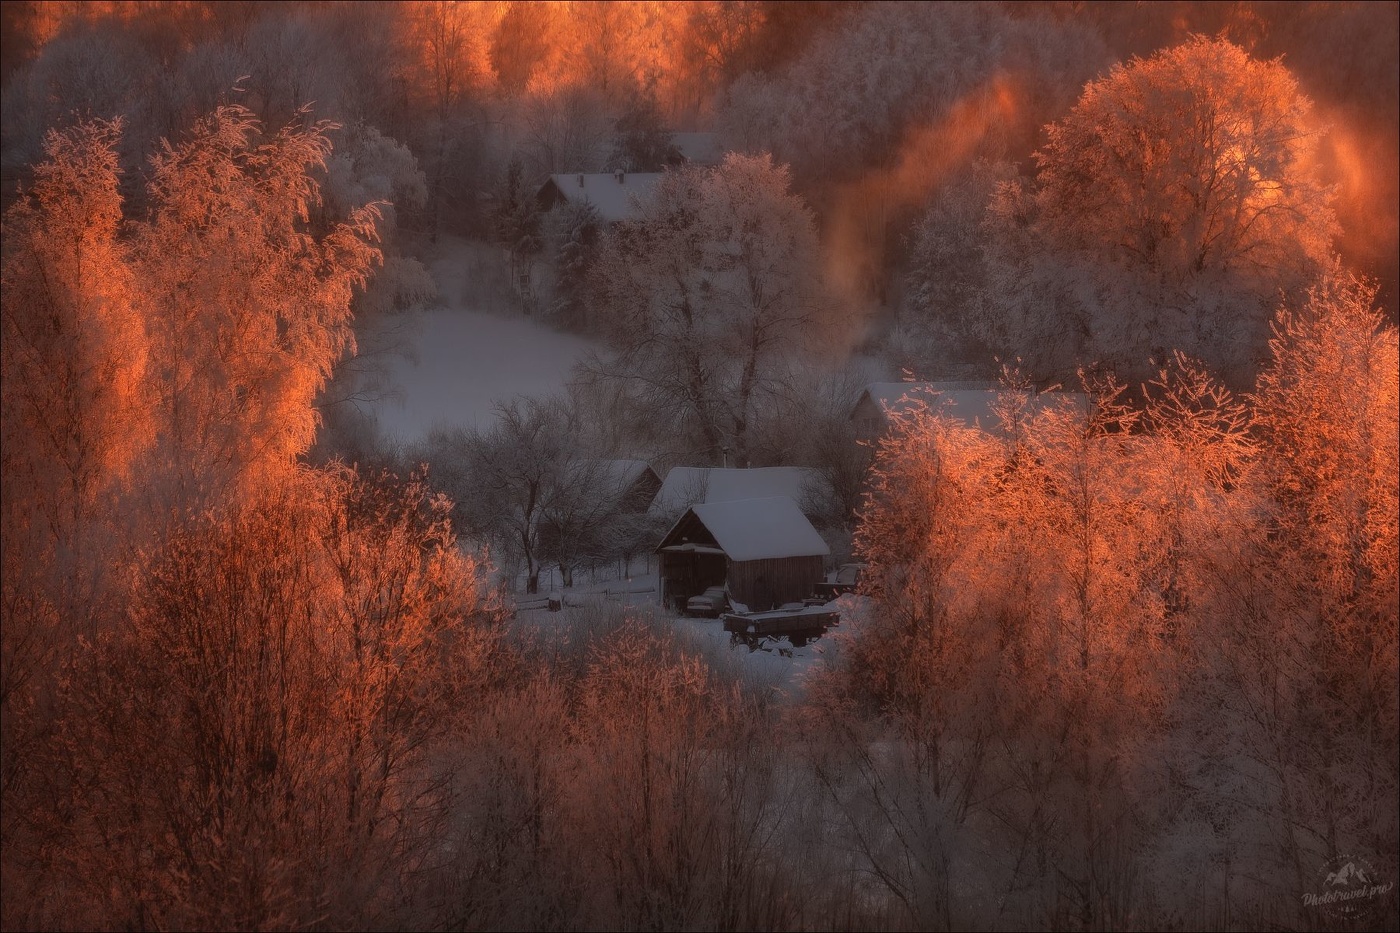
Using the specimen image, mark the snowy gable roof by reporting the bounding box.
[650,465,817,517]
[672,132,724,166]
[907,387,1001,427]
[587,458,654,492]
[860,381,991,413]
[540,172,662,223]
[855,382,1089,430]
[689,497,830,562]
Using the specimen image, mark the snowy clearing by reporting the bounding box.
[366,238,601,443]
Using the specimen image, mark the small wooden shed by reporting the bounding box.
[656,497,830,612]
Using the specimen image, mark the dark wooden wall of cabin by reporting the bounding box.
[729,556,824,611]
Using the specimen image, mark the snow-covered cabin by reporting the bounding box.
[656,497,829,612]
[649,465,819,521]
[536,170,662,224]
[851,382,1090,442]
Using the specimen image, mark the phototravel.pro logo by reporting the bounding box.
[1303,854,1395,923]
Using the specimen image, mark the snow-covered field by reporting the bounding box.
[366,238,600,444]
[369,308,597,442]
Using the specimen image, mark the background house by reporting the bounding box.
[591,458,661,511]
[537,459,662,584]
[536,170,662,225]
[671,132,725,166]
[589,459,663,578]
[851,381,1090,443]
[656,496,829,612]
[649,465,820,522]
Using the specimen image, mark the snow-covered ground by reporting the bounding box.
[366,237,601,444]
[516,597,835,698]
[511,577,872,700]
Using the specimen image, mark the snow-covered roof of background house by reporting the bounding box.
[540,172,662,223]
[863,382,1001,426]
[859,381,990,412]
[855,382,1089,429]
[672,132,724,166]
[688,497,830,562]
[650,466,818,517]
[587,458,655,493]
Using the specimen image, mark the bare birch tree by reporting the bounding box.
[590,153,827,466]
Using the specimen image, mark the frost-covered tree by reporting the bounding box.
[490,0,556,95]
[1,119,148,552]
[1256,273,1398,620]
[896,160,1015,372]
[0,25,159,183]
[590,153,827,466]
[519,84,614,177]
[239,12,352,131]
[1038,37,1335,284]
[494,156,542,312]
[837,371,1256,925]
[562,0,659,97]
[0,104,476,932]
[135,105,380,506]
[671,0,767,117]
[1,121,150,897]
[718,2,1104,188]
[982,37,1338,385]
[1246,273,1399,874]
[563,620,784,930]
[317,122,437,430]
[430,394,610,595]
[822,293,1397,924]
[536,456,625,590]
[545,197,601,331]
[607,92,680,172]
[59,466,504,930]
[403,0,496,236]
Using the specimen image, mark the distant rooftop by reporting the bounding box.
[854,382,1090,433]
[538,171,662,223]
[584,458,654,491]
[861,381,997,413]
[672,132,724,166]
[650,465,818,518]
